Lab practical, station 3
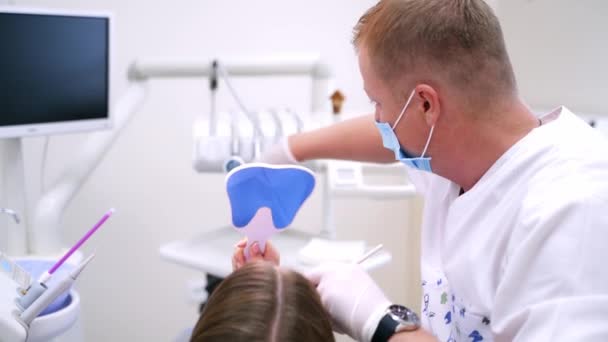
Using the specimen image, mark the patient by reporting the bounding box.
[190,255,334,341]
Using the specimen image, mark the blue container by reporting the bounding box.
[17,260,73,316]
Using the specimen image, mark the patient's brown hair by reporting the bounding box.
[190,261,335,342]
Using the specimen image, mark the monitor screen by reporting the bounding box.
[0,9,111,138]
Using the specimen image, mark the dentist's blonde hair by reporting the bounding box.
[353,0,517,105]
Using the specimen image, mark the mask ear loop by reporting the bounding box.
[420,125,435,158]
[391,89,417,130]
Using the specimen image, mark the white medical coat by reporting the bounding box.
[407,107,608,341]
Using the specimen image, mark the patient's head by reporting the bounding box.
[190,261,335,342]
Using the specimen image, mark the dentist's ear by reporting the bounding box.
[416,84,441,127]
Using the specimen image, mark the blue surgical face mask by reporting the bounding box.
[374,89,435,173]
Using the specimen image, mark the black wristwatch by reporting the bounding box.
[371,304,420,342]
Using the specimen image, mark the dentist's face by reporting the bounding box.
[357,46,429,157]
[358,47,402,125]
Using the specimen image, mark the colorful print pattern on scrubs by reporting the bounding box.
[421,267,492,341]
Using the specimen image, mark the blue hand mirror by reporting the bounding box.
[226,163,316,259]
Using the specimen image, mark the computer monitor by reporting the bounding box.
[0,8,112,138]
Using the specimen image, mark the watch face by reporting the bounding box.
[389,305,411,319]
[389,304,420,329]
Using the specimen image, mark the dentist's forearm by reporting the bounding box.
[289,114,394,163]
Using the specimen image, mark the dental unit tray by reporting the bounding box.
[159,228,391,278]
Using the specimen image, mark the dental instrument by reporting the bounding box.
[40,208,114,285]
[269,109,284,143]
[19,209,114,309]
[216,62,264,161]
[356,244,384,264]
[223,111,245,173]
[19,253,95,325]
[0,251,30,290]
[209,60,219,136]
[0,210,29,289]
[286,108,305,133]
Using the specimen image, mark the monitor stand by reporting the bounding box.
[0,138,28,255]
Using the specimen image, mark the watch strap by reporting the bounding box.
[371,313,399,342]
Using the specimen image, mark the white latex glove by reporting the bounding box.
[306,262,391,342]
[260,136,298,164]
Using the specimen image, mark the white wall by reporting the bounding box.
[497,0,608,114]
